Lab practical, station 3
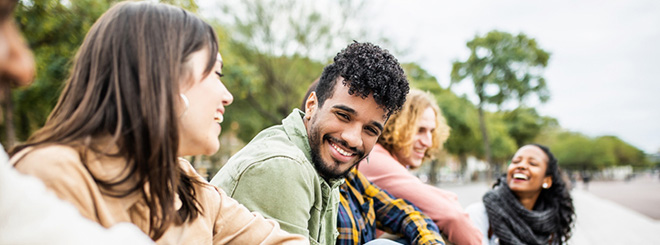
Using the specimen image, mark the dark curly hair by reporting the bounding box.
[494,144,575,244]
[315,41,409,117]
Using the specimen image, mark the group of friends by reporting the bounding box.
[0,1,575,244]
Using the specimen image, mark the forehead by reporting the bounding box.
[417,107,436,128]
[326,81,388,122]
[514,145,549,163]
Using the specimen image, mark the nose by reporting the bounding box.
[516,161,528,170]
[219,82,233,106]
[340,123,362,148]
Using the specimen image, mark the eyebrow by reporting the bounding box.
[333,105,384,132]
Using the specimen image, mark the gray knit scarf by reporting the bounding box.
[483,179,559,245]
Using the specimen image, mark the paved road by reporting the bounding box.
[579,175,660,220]
[440,179,660,244]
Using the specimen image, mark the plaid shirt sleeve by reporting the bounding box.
[337,168,445,245]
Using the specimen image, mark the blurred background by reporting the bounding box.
[6,0,660,242]
[7,0,658,181]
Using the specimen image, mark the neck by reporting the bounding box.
[516,191,541,210]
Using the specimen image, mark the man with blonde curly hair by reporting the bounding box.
[358,89,483,245]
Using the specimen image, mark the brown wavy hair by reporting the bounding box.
[377,89,450,163]
[11,2,217,240]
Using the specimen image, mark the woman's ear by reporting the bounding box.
[542,176,553,189]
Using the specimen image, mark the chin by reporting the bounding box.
[195,141,220,156]
[205,145,220,155]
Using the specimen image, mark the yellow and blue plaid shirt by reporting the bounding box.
[336,168,445,245]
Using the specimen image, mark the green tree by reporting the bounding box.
[549,131,597,170]
[8,0,112,149]
[4,0,199,150]
[502,107,558,148]
[450,30,551,166]
[485,112,518,175]
[597,136,649,169]
[405,63,481,179]
[210,0,369,143]
[405,63,517,179]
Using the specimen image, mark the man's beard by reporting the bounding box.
[308,124,366,180]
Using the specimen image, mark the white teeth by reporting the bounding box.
[214,112,223,124]
[513,173,528,180]
[331,142,352,157]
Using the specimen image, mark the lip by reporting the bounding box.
[510,172,529,182]
[412,150,425,159]
[214,107,225,124]
[327,138,355,163]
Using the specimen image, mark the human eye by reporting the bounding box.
[336,111,350,121]
[215,71,224,78]
[365,126,379,136]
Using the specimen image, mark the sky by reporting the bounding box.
[358,0,660,154]
[199,0,660,154]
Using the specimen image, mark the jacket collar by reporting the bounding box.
[282,109,344,187]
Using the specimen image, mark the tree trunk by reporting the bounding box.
[458,153,468,181]
[428,159,438,185]
[477,105,493,179]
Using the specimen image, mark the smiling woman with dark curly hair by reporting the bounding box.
[466,144,575,245]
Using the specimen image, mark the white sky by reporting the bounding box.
[359,0,660,154]
[199,0,660,153]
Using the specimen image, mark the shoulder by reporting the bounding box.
[10,144,101,220]
[465,202,491,244]
[227,126,310,171]
[212,154,319,198]
[360,144,407,175]
[214,125,315,185]
[465,202,488,227]
[465,202,485,215]
[236,156,317,186]
[12,145,89,184]
[13,144,81,165]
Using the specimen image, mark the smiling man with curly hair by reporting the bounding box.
[212,42,409,244]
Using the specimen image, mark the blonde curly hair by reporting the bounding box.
[378,89,450,163]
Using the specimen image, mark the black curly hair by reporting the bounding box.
[315,41,409,117]
[532,144,575,244]
[494,144,575,244]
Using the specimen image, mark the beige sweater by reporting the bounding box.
[12,144,307,244]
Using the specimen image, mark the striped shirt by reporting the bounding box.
[336,168,445,245]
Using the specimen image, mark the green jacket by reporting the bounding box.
[211,109,343,245]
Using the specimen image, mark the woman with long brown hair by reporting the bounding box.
[10,1,305,243]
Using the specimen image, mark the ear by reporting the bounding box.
[305,91,318,119]
[543,176,553,189]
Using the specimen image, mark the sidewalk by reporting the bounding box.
[569,188,660,244]
[442,182,660,244]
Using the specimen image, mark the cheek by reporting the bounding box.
[506,164,516,173]
[363,139,376,153]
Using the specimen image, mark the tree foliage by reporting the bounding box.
[404,64,480,165]
[405,63,516,175]
[210,0,367,143]
[2,0,199,149]
[451,30,551,165]
[502,107,558,148]
[541,131,649,170]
